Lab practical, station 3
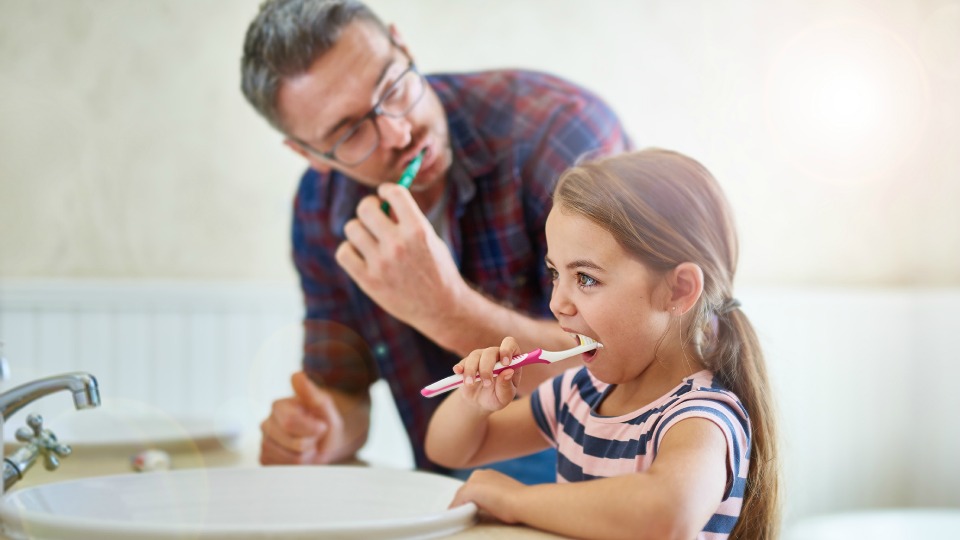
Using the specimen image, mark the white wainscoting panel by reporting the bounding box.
[0,279,414,470]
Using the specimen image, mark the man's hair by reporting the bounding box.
[241,0,387,133]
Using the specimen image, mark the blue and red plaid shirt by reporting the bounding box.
[291,69,632,472]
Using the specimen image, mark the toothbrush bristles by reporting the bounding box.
[575,334,602,348]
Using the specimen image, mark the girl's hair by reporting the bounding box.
[553,148,780,539]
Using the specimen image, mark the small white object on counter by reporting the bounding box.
[130,449,171,472]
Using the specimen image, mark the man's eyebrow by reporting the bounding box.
[316,56,397,142]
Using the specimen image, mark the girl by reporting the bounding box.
[425,149,779,539]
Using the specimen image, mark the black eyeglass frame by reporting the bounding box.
[294,61,425,167]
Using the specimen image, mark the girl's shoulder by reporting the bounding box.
[678,370,746,405]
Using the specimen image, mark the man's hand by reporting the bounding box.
[334,183,466,332]
[259,371,369,465]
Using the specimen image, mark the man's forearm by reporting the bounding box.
[414,284,571,357]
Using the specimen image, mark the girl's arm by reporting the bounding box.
[426,391,548,469]
[451,418,730,540]
[425,338,551,468]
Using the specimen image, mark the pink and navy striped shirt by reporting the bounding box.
[531,368,750,539]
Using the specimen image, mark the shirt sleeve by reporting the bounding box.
[520,79,633,296]
[530,371,571,447]
[292,169,377,393]
[652,393,751,502]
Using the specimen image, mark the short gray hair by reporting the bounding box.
[241,0,387,133]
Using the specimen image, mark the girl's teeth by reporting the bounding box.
[572,333,603,348]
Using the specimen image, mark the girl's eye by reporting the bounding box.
[577,273,598,288]
[547,267,559,281]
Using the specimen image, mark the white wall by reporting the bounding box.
[1,0,958,285]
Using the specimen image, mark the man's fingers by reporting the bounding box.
[334,240,365,279]
[269,398,326,437]
[376,183,422,224]
[356,194,393,233]
[290,372,345,435]
[259,435,319,465]
[342,218,378,256]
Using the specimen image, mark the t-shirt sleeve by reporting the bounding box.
[652,393,751,501]
[529,372,569,447]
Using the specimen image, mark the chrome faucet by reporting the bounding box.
[1,372,100,492]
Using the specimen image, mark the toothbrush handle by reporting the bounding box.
[420,349,544,398]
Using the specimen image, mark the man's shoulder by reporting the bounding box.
[294,167,323,208]
[428,69,603,105]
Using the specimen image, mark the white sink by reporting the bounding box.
[0,466,476,539]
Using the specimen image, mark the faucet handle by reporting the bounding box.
[14,414,73,471]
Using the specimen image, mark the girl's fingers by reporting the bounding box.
[499,336,521,361]
[478,347,502,387]
[462,350,483,386]
[495,368,517,403]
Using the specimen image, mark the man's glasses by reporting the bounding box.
[297,62,426,167]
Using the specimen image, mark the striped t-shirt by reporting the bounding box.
[530,368,750,539]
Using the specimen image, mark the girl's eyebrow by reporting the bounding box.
[567,259,604,271]
[544,256,604,272]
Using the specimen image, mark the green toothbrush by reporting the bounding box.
[381,150,426,215]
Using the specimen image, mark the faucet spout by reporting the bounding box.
[0,372,100,421]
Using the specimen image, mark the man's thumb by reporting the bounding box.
[291,371,325,408]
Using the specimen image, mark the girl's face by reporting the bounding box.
[545,207,674,385]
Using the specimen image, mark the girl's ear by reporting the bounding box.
[666,262,704,315]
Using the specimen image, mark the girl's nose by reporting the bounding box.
[376,114,412,149]
[549,284,575,318]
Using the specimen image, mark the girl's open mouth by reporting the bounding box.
[573,333,602,363]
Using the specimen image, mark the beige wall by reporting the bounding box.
[2,0,958,286]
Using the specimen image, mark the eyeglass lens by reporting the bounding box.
[333,68,425,165]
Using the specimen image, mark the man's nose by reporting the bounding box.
[376,114,412,149]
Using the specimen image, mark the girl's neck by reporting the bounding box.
[598,354,707,417]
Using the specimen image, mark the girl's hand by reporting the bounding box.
[452,337,523,411]
[449,469,524,524]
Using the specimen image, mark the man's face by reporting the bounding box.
[276,20,452,207]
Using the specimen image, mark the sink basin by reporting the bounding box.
[0,466,476,539]
[2,398,239,454]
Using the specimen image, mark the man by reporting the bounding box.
[241,0,631,483]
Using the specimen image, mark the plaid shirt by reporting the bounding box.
[292,69,632,472]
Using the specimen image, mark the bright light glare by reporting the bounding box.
[765,20,928,185]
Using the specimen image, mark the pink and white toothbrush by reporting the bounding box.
[421,335,602,398]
